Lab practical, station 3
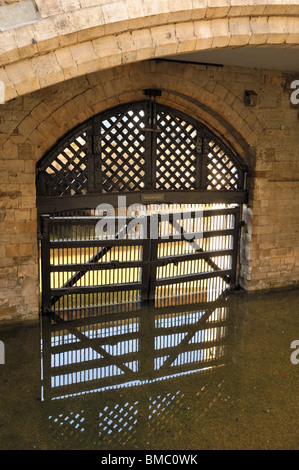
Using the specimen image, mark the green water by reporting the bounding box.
[0,288,298,450]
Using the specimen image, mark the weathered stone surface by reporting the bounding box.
[0,0,40,31]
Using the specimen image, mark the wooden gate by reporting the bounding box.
[40,204,241,315]
[37,93,247,315]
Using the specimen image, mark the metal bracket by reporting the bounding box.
[143,89,162,98]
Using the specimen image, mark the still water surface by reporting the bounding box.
[0,289,298,450]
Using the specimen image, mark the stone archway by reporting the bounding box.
[1,1,299,101]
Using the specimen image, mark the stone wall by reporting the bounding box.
[0,59,299,321]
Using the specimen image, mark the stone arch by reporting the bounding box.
[17,61,262,174]
[1,1,299,100]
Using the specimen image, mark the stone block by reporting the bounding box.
[5,243,33,258]
[5,59,40,96]
[35,0,62,18]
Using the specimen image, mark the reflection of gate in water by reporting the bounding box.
[40,203,241,315]
[41,293,237,447]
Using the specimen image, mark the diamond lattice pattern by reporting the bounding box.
[44,134,88,196]
[38,103,244,197]
[155,110,197,190]
[207,140,239,190]
[100,108,146,192]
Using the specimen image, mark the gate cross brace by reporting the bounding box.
[51,223,129,306]
[169,218,231,283]
[159,306,219,371]
[51,311,136,378]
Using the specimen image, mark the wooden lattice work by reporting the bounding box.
[36,97,247,208]
[37,128,91,197]
[206,139,240,190]
[155,107,197,190]
[100,105,146,192]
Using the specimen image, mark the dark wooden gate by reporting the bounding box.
[37,93,247,315]
[40,204,241,315]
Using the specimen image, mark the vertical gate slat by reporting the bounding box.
[41,215,52,315]
[141,215,152,302]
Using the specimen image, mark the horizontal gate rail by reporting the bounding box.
[49,239,144,248]
[155,269,233,286]
[51,283,142,297]
[50,350,140,376]
[154,249,234,265]
[37,190,248,214]
[156,229,236,242]
[51,260,144,272]
[50,332,140,355]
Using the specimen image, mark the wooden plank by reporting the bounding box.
[141,216,152,301]
[50,239,144,248]
[155,269,232,286]
[51,282,141,297]
[37,189,248,213]
[154,249,234,265]
[51,260,143,272]
[40,215,52,314]
[156,228,236,243]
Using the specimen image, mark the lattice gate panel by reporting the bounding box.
[37,128,92,197]
[99,104,147,192]
[155,107,198,190]
[206,139,240,190]
[36,99,247,202]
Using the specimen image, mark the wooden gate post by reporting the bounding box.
[40,215,52,315]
